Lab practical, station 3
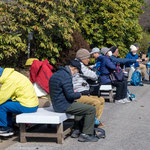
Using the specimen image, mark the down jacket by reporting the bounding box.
[0,68,39,107]
[49,66,81,113]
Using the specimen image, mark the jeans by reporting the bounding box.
[0,101,38,127]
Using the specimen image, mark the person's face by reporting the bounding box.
[132,50,137,55]
[72,67,79,75]
[81,58,90,65]
[92,53,100,59]
[113,48,119,57]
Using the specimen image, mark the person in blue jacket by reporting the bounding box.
[110,46,141,65]
[125,45,140,68]
[49,60,98,142]
[125,45,147,82]
[99,47,129,103]
[90,47,102,75]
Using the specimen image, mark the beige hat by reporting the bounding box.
[76,48,90,60]
[130,45,137,52]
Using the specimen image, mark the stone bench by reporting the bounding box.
[98,85,115,103]
[16,106,73,144]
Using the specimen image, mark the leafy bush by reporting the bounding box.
[76,0,145,57]
[139,31,150,54]
[0,0,78,66]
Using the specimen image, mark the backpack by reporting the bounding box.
[130,70,141,86]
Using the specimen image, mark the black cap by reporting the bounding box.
[110,46,118,53]
[69,60,82,74]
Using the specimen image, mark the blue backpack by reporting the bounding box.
[130,70,141,86]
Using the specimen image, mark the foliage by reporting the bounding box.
[0,0,78,66]
[76,0,145,57]
[139,31,150,54]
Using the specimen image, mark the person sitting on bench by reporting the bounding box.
[49,60,98,142]
[0,67,39,137]
[72,48,105,127]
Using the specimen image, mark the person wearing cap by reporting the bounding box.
[99,47,129,103]
[49,60,98,142]
[73,48,105,127]
[110,46,141,65]
[0,67,39,137]
[90,47,102,75]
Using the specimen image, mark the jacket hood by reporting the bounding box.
[58,66,72,75]
[0,68,14,84]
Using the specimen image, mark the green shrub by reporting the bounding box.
[76,0,145,57]
[139,31,150,54]
[0,0,78,66]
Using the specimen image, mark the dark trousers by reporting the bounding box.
[112,79,127,100]
[66,102,96,135]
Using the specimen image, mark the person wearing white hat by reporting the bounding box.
[126,45,146,84]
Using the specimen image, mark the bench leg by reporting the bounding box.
[109,90,114,103]
[57,123,64,144]
[20,123,27,143]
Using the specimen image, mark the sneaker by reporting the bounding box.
[127,82,131,86]
[142,78,148,81]
[139,83,144,86]
[78,133,99,142]
[0,127,14,137]
[116,99,126,104]
[71,129,81,138]
[123,98,131,103]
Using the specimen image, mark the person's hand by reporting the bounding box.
[74,90,77,93]
[144,57,149,61]
[88,66,92,69]
[136,59,142,62]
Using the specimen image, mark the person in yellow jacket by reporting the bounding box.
[0,68,39,137]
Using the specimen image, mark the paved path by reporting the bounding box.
[2,84,150,150]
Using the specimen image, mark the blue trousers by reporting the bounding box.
[0,101,38,127]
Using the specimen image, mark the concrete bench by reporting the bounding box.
[98,85,115,103]
[16,106,73,144]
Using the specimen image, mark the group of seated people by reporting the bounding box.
[0,44,149,142]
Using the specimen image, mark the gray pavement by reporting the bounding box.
[2,84,150,150]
